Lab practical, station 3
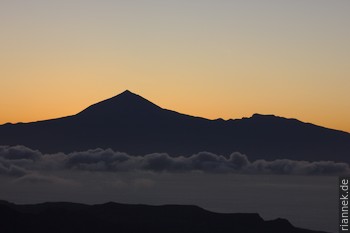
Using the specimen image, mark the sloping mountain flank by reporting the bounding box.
[0,90,349,162]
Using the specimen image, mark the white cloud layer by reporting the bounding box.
[0,145,348,177]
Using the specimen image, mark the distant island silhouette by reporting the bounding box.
[0,90,349,162]
[0,200,328,233]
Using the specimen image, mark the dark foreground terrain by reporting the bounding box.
[0,200,327,233]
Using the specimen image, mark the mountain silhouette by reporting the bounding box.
[0,200,327,233]
[78,90,164,120]
[0,90,349,162]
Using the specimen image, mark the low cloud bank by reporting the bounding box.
[0,145,348,177]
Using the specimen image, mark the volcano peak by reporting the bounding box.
[77,90,161,118]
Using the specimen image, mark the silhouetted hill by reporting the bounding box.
[0,90,349,162]
[0,201,327,233]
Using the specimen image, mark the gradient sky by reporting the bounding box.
[1,0,349,132]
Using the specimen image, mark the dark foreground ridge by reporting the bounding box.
[0,90,349,162]
[0,200,327,233]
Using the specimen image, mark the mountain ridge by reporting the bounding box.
[0,90,349,162]
[2,90,348,134]
[0,200,328,233]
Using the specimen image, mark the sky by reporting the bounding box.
[1,0,349,132]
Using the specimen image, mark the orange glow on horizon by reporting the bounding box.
[1,89,349,134]
[0,1,349,133]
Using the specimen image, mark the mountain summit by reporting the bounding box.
[77,90,162,120]
[0,90,349,162]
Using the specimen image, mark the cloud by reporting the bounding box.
[247,159,350,175]
[0,145,348,176]
[13,173,78,185]
[0,158,29,177]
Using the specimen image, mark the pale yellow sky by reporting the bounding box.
[0,0,349,132]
